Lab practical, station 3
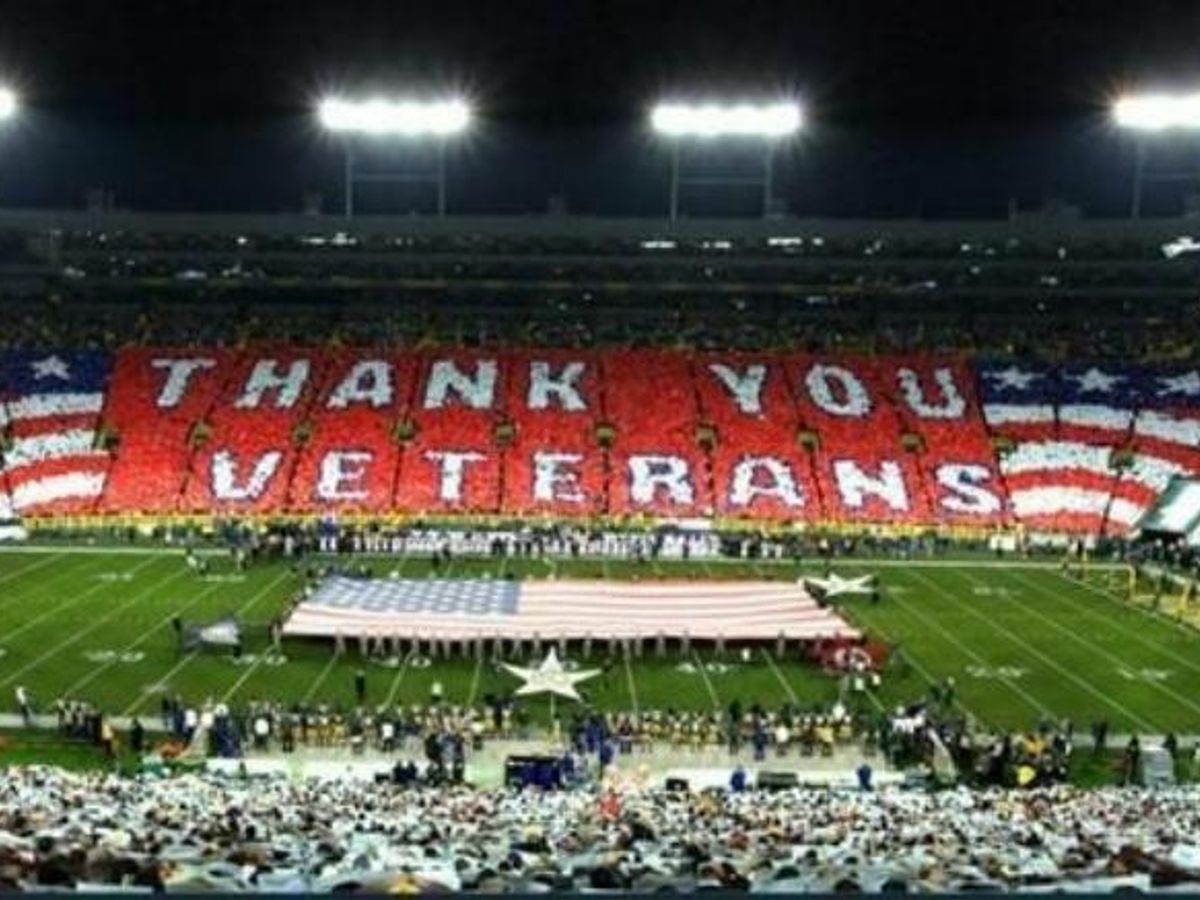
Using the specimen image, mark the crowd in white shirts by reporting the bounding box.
[2,767,1200,892]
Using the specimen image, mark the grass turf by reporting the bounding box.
[0,549,1198,738]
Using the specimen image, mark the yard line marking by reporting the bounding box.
[845,604,982,723]
[0,555,161,646]
[384,650,416,708]
[690,648,721,710]
[1032,570,1200,661]
[622,652,640,717]
[881,574,1057,720]
[0,554,103,613]
[996,571,1200,718]
[760,647,800,706]
[301,653,340,704]
[121,651,198,717]
[117,570,295,715]
[0,552,65,586]
[1068,571,1200,641]
[0,560,184,689]
[908,569,1159,733]
[465,652,485,706]
[219,654,269,704]
[56,582,226,700]
[71,571,296,710]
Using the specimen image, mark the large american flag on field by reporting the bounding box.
[0,351,111,514]
[282,576,858,641]
[978,362,1200,534]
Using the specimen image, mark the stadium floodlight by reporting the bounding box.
[1112,92,1200,132]
[317,96,472,136]
[649,100,804,220]
[316,95,472,218]
[0,87,18,121]
[1112,91,1200,219]
[650,101,802,139]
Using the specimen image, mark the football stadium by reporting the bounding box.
[3,1,1200,893]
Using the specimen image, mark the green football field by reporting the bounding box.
[0,547,1198,736]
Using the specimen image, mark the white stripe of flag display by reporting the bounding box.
[0,351,111,513]
[282,576,859,641]
[978,363,1200,533]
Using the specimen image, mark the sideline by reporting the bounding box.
[0,544,1125,570]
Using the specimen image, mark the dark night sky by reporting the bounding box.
[1,0,1199,216]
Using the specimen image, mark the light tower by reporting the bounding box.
[1112,91,1200,219]
[649,100,803,221]
[317,95,472,218]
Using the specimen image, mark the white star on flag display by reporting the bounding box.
[500,648,601,701]
[803,573,875,598]
[1067,367,1124,394]
[1158,371,1200,398]
[986,366,1041,391]
[30,355,72,381]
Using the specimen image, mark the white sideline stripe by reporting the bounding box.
[0,545,1131,571]
[1012,573,1200,681]
[0,556,160,645]
[0,563,188,689]
[0,546,218,556]
[11,473,105,511]
[1,429,101,473]
[884,574,1055,719]
[926,569,1159,733]
[0,552,64,586]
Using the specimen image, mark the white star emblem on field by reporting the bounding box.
[1067,367,1123,394]
[30,355,71,381]
[803,573,875,597]
[1158,371,1200,398]
[500,648,601,701]
[986,366,1040,391]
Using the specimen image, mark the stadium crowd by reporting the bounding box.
[3,294,1197,363]
[2,767,1200,892]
